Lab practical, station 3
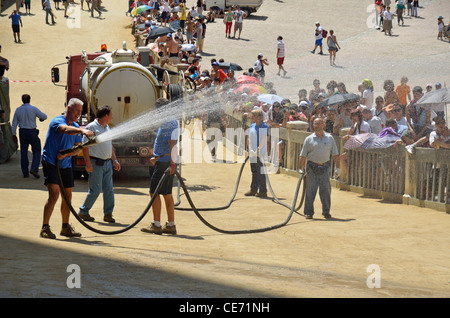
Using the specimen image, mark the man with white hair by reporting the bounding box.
[40,98,95,239]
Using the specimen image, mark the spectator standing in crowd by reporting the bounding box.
[395,76,411,110]
[362,107,382,134]
[43,0,56,25]
[371,96,388,127]
[245,109,269,198]
[311,22,324,55]
[11,94,47,178]
[437,16,445,40]
[327,30,341,66]
[40,98,94,239]
[396,0,405,26]
[179,0,187,31]
[276,36,287,77]
[78,105,121,224]
[141,98,179,235]
[9,9,23,43]
[196,0,203,15]
[361,79,374,108]
[412,0,418,17]
[388,103,408,133]
[383,79,400,106]
[383,6,393,36]
[232,6,247,39]
[299,117,340,219]
[309,79,326,104]
[91,0,102,18]
[224,7,234,38]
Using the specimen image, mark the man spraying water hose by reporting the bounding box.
[40,98,94,239]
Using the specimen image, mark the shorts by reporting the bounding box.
[42,160,75,188]
[12,24,20,33]
[186,31,193,40]
[277,57,284,65]
[315,38,323,46]
[234,22,243,31]
[150,161,174,195]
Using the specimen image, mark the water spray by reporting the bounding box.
[54,94,307,235]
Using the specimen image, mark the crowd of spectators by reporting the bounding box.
[127,1,448,155]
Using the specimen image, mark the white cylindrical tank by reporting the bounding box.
[81,47,160,126]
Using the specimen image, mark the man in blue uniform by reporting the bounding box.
[141,98,179,235]
[40,98,94,239]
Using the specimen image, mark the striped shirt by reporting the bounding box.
[277,40,285,58]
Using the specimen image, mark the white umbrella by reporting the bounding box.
[257,94,283,105]
[415,88,450,111]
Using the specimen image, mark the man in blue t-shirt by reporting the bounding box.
[142,98,179,235]
[245,108,269,198]
[40,98,94,239]
[8,10,23,43]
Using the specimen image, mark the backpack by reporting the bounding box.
[322,29,328,38]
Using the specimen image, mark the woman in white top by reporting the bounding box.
[383,6,393,36]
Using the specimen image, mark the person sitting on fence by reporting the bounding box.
[402,86,434,146]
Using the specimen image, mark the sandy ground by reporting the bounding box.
[0,0,450,299]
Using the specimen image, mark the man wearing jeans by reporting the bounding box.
[11,94,47,178]
[299,118,340,219]
[43,0,55,25]
[78,105,121,223]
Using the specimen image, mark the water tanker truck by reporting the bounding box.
[52,42,194,177]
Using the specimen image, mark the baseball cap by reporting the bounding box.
[299,101,308,107]
[211,61,219,66]
[166,33,172,37]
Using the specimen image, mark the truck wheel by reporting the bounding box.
[167,84,183,102]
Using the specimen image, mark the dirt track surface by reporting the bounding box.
[1,0,450,298]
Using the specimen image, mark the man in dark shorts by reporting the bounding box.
[8,9,23,43]
[141,98,179,235]
[40,98,95,239]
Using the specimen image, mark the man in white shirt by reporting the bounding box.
[233,6,247,39]
[311,22,324,55]
[276,36,287,77]
[78,105,121,223]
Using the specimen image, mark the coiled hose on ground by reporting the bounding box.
[56,156,306,235]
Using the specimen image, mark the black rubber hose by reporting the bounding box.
[174,155,306,214]
[57,156,305,235]
[173,168,305,234]
[56,157,171,235]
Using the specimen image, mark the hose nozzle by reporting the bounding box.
[59,135,98,156]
